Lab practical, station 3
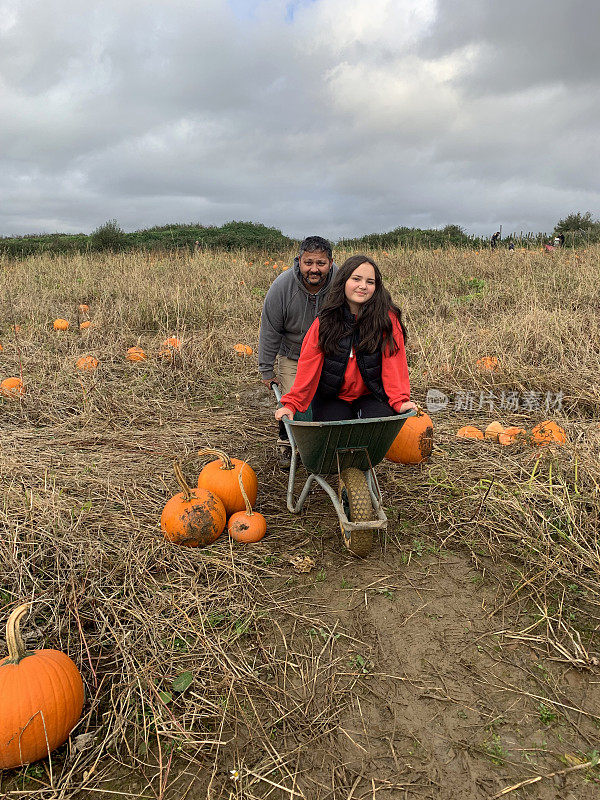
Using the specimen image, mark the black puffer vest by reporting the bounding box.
[317,307,388,403]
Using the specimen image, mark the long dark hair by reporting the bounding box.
[318,255,407,356]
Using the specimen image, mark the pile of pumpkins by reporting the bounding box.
[0,450,265,772]
[161,449,266,546]
[457,420,566,447]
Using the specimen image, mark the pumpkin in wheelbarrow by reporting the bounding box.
[385,409,433,464]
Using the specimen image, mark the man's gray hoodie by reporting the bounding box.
[258,257,338,380]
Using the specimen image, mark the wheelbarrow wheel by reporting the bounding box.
[339,467,375,557]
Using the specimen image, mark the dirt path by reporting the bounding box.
[291,546,599,798]
[158,391,599,800]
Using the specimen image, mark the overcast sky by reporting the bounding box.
[1,0,599,239]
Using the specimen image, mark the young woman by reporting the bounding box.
[274,255,417,422]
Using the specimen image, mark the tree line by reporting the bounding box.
[1,213,598,258]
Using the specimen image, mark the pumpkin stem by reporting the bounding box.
[238,463,254,516]
[5,603,30,664]
[197,448,234,471]
[173,460,193,502]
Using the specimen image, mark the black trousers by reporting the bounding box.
[311,392,396,421]
[279,419,289,441]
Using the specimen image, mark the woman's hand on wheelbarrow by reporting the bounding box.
[275,405,294,421]
[396,400,418,413]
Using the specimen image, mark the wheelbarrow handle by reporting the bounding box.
[271,383,283,403]
[271,381,295,438]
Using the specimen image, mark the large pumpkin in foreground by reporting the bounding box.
[0,604,84,769]
[386,409,433,464]
[161,462,226,547]
[198,449,257,515]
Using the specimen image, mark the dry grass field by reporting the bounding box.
[1,245,600,799]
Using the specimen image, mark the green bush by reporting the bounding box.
[0,220,296,258]
[90,219,128,251]
[339,225,480,249]
[553,212,600,245]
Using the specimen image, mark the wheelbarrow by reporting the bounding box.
[273,385,415,557]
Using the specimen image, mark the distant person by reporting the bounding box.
[491,231,501,249]
[508,240,515,252]
[559,233,565,247]
[554,236,561,247]
[275,255,417,425]
[259,235,336,467]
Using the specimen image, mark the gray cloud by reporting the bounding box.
[1,0,598,239]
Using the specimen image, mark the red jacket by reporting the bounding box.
[281,312,410,414]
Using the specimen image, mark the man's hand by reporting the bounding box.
[262,377,280,390]
[275,406,294,421]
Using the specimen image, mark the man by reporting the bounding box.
[258,235,336,466]
[491,231,501,249]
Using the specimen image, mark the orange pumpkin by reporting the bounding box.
[484,421,504,441]
[498,426,526,445]
[53,319,69,331]
[126,347,147,362]
[227,464,266,543]
[457,425,484,440]
[386,409,433,464]
[531,421,566,446]
[1,377,25,397]
[79,321,93,330]
[198,448,258,515]
[159,336,182,359]
[476,356,499,372]
[161,462,226,547]
[75,356,99,372]
[233,343,253,356]
[0,604,84,769]
[78,304,89,314]
[0,342,3,352]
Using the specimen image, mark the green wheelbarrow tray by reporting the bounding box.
[272,384,415,556]
[287,413,411,475]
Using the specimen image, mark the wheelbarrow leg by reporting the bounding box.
[286,447,319,514]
